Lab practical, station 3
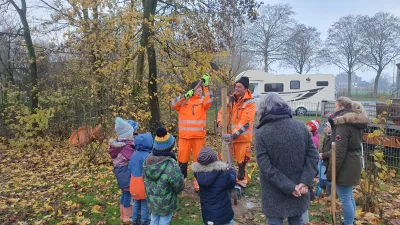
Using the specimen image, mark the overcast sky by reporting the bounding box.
[263,0,400,82]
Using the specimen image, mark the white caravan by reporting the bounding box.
[236,70,336,115]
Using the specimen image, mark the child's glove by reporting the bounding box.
[201,74,210,86]
[184,89,194,98]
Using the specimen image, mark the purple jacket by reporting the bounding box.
[109,138,135,189]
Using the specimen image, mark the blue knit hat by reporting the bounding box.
[127,120,139,132]
[115,117,134,139]
[153,127,175,152]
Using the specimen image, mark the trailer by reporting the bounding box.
[236,70,336,115]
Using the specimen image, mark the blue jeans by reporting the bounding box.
[267,215,302,225]
[120,190,131,207]
[132,200,150,223]
[336,185,356,225]
[150,213,173,225]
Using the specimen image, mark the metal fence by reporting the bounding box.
[321,100,400,170]
[336,86,398,98]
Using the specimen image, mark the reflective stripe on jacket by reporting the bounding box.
[217,90,256,143]
[171,86,213,139]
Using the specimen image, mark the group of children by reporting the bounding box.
[109,117,237,225]
[108,116,331,225]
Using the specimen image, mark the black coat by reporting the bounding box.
[192,161,236,225]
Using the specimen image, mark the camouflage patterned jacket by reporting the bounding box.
[143,153,184,216]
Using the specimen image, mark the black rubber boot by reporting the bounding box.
[179,162,188,178]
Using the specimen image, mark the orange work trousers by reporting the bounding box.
[229,142,252,164]
[178,138,206,163]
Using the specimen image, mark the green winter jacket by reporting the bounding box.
[143,153,184,216]
[326,109,369,186]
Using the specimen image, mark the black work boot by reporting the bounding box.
[237,162,246,180]
[237,162,248,188]
[179,162,188,178]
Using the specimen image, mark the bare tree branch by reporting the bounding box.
[244,4,295,72]
[324,15,365,96]
[359,12,400,95]
[280,24,322,74]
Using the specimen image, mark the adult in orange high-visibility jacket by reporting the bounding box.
[170,74,213,192]
[217,76,256,187]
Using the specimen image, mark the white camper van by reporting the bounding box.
[236,70,336,115]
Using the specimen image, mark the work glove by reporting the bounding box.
[184,89,194,98]
[201,74,210,86]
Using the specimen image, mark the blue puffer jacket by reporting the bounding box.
[129,133,153,176]
[192,161,236,225]
[128,133,153,200]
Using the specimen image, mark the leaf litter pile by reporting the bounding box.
[0,141,399,225]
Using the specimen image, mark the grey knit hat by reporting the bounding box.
[197,146,218,165]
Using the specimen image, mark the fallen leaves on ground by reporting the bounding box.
[0,142,119,224]
[0,141,399,224]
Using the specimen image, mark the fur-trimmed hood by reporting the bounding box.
[334,110,370,128]
[109,138,134,159]
[192,161,230,188]
[191,161,229,173]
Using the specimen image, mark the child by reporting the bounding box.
[109,117,136,223]
[143,127,184,225]
[302,119,320,225]
[306,120,320,149]
[320,122,332,196]
[192,146,236,225]
[129,132,153,225]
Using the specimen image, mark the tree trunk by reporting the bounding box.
[12,0,38,110]
[135,51,145,94]
[264,53,269,72]
[147,46,161,132]
[374,68,383,97]
[135,0,155,95]
[142,0,160,133]
[347,71,352,97]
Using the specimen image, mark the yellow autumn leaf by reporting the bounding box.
[45,204,53,211]
[355,208,365,218]
[91,205,102,214]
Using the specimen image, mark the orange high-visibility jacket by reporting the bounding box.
[171,86,213,139]
[217,90,256,143]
